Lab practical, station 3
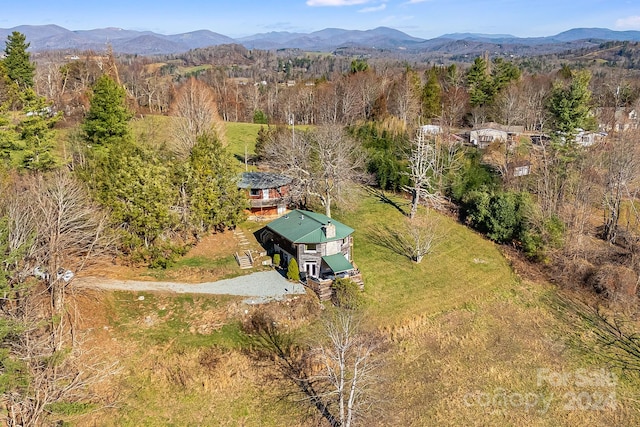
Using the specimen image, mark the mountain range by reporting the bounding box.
[1,24,639,56]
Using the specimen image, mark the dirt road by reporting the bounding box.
[74,270,306,304]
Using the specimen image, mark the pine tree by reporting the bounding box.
[18,90,59,171]
[547,70,594,139]
[90,139,178,258]
[2,31,35,91]
[0,108,18,160]
[82,74,132,146]
[186,132,246,235]
[466,56,493,107]
[421,67,442,120]
[0,61,20,108]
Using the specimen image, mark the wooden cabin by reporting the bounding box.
[238,172,292,219]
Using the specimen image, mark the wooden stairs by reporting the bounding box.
[235,250,254,269]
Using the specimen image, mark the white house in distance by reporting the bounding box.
[470,123,524,149]
[419,124,443,135]
[470,127,508,149]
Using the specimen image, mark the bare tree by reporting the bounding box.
[600,130,640,243]
[3,299,119,427]
[440,66,468,131]
[0,174,118,427]
[310,125,366,218]
[387,68,421,127]
[26,172,112,347]
[495,82,526,129]
[261,124,365,218]
[313,310,378,427]
[171,77,224,157]
[404,129,461,218]
[246,309,379,427]
[520,74,551,132]
[370,212,442,263]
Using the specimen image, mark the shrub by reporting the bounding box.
[448,150,498,203]
[272,253,281,268]
[462,188,530,244]
[588,263,638,300]
[332,278,363,309]
[253,110,268,124]
[286,258,300,281]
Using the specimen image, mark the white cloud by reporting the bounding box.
[615,15,640,29]
[307,0,372,6]
[404,0,432,4]
[359,4,386,12]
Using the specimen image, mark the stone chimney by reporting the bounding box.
[324,220,336,239]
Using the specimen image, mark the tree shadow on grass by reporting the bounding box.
[364,186,408,217]
[550,293,640,375]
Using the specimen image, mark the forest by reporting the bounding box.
[1,30,640,425]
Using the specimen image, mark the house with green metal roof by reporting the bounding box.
[258,209,359,285]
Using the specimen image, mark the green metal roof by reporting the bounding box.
[266,209,354,244]
[322,254,354,273]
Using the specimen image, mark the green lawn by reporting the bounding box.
[335,195,515,328]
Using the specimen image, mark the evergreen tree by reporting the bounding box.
[82,74,132,147]
[350,59,369,73]
[18,90,59,171]
[186,132,246,235]
[0,62,20,108]
[89,138,179,262]
[2,31,35,91]
[466,56,494,107]
[547,70,595,139]
[0,108,18,161]
[491,57,521,92]
[466,56,520,109]
[287,258,300,281]
[421,67,442,120]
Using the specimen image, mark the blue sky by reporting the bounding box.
[2,0,639,39]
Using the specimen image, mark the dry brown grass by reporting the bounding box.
[373,281,638,426]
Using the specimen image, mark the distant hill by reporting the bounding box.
[0,24,639,56]
[551,27,640,42]
[440,32,517,40]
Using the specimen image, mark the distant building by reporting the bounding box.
[470,123,524,149]
[470,128,508,149]
[598,107,639,133]
[419,124,443,135]
[238,172,292,218]
[574,129,607,147]
[507,160,532,177]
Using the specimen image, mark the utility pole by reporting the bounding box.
[289,113,295,147]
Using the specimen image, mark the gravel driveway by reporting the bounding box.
[74,270,306,304]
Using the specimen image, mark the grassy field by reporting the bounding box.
[56,118,639,426]
[131,115,264,169]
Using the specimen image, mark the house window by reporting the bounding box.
[305,243,317,253]
[479,135,493,143]
[250,189,260,196]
